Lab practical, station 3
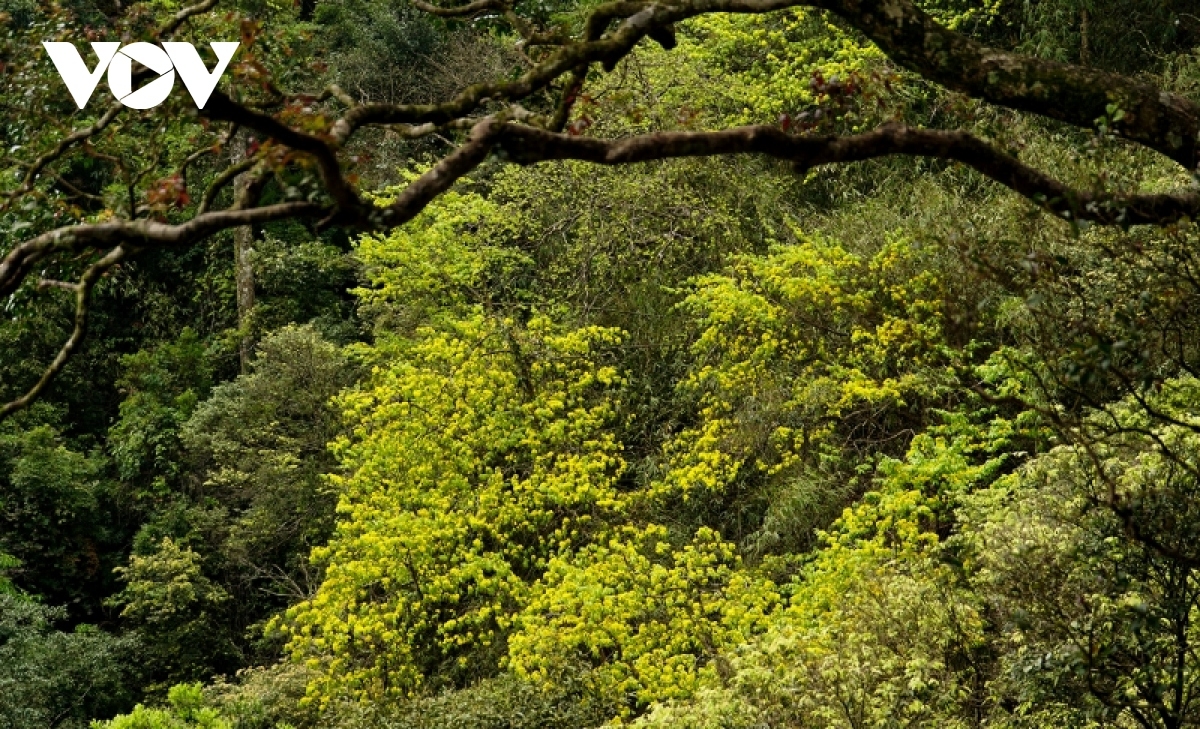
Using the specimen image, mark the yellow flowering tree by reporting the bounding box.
[508,525,780,716]
[276,312,628,704]
[650,232,961,556]
[636,421,1014,728]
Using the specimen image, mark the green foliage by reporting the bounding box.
[0,594,139,729]
[251,237,360,344]
[484,159,770,322]
[270,79,1028,723]
[635,417,1017,728]
[319,672,618,729]
[509,525,779,715]
[278,166,779,713]
[0,418,118,609]
[278,312,628,704]
[109,538,235,689]
[0,551,17,595]
[202,663,319,729]
[107,324,356,686]
[93,684,232,729]
[652,232,962,551]
[109,329,213,497]
[675,9,887,125]
[181,325,353,602]
[1008,0,1198,73]
[957,378,1200,727]
[4,0,1200,726]
[0,0,39,25]
[311,0,443,102]
[355,180,529,334]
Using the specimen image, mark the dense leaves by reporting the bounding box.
[0,594,140,729]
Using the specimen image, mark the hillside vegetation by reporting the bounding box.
[2,0,1200,727]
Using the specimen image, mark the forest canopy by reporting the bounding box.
[2,0,1200,727]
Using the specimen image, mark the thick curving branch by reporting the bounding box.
[797,0,1200,171]
[0,202,327,300]
[206,0,1200,229]
[492,123,1200,225]
[359,0,1199,173]
[5,115,1200,418]
[376,119,506,228]
[410,0,508,17]
[328,4,669,141]
[566,0,1200,169]
[202,93,367,216]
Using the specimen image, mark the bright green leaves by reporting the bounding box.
[587,0,999,132]
[656,233,957,507]
[92,683,232,729]
[356,181,530,335]
[636,556,986,729]
[278,313,628,705]
[108,538,235,689]
[636,424,1005,729]
[678,9,885,125]
[277,167,794,715]
[285,187,983,717]
[509,525,779,715]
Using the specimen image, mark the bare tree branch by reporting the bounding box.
[800,0,1200,170]
[492,123,1200,225]
[0,202,327,300]
[0,245,131,419]
[410,0,508,18]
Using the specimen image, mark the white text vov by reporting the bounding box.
[42,41,240,110]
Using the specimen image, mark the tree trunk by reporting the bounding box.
[233,136,259,374]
